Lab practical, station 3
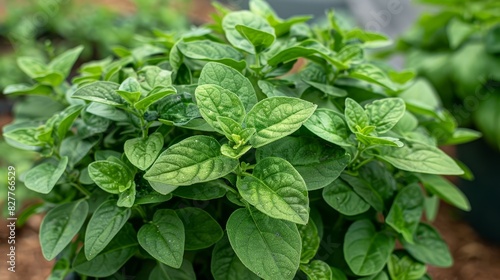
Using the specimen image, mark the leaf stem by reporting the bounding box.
[70,182,91,197]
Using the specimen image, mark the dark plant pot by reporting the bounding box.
[457,139,500,244]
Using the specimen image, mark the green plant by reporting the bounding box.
[395,0,500,150]
[3,1,476,279]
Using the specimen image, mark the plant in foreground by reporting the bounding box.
[3,1,477,279]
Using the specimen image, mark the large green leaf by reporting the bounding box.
[304,108,351,147]
[344,219,395,276]
[138,209,185,268]
[195,84,246,133]
[211,234,260,280]
[73,223,137,277]
[88,160,132,194]
[72,81,123,106]
[418,174,470,211]
[177,40,245,70]
[144,136,238,186]
[245,97,317,148]
[237,157,309,224]
[24,157,68,194]
[374,144,464,175]
[402,223,452,267]
[227,208,301,280]
[198,62,257,112]
[85,200,131,260]
[40,200,89,260]
[176,207,223,250]
[256,136,349,190]
[322,179,370,216]
[124,132,164,170]
[386,184,424,243]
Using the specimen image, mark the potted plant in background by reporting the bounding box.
[394,0,500,243]
[3,0,476,278]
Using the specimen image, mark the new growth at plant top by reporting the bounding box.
[2,0,479,279]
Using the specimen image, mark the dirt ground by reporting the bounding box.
[1,203,499,280]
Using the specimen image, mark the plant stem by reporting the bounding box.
[70,183,91,197]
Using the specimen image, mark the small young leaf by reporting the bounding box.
[366,98,406,133]
[322,179,371,216]
[24,157,68,194]
[145,136,238,186]
[401,223,453,267]
[304,108,352,147]
[49,46,84,78]
[176,207,223,250]
[246,97,317,148]
[344,219,395,276]
[237,157,309,224]
[388,253,427,280]
[88,160,132,194]
[226,208,301,280]
[138,209,185,268]
[198,62,257,112]
[236,24,276,52]
[40,200,89,260]
[195,84,246,133]
[355,133,404,148]
[85,200,131,260]
[223,11,275,54]
[386,184,424,243]
[73,223,137,277]
[345,98,369,133]
[117,183,136,207]
[300,260,333,280]
[124,132,164,170]
[211,234,260,280]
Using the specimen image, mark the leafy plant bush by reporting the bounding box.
[395,0,499,150]
[3,1,475,279]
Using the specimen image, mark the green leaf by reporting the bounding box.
[173,179,228,200]
[85,200,131,260]
[355,133,404,148]
[176,207,223,250]
[60,136,96,168]
[297,219,320,263]
[73,81,123,106]
[134,87,176,110]
[55,105,84,140]
[331,267,348,280]
[441,128,482,146]
[322,179,370,216]
[198,62,257,112]
[47,258,70,280]
[227,208,301,280]
[49,45,84,78]
[149,260,196,280]
[447,18,474,49]
[40,200,89,260]
[24,157,68,194]
[124,132,164,170]
[418,174,470,211]
[237,157,309,224]
[117,183,136,207]
[137,66,173,92]
[344,219,395,276]
[300,260,333,280]
[304,80,347,97]
[88,160,132,194]
[138,209,185,268]
[3,127,44,147]
[401,223,453,267]
[73,223,137,277]
[345,98,369,133]
[246,97,317,148]
[388,253,426,280]
[223,11,275,54]
[341,174,385,213]
[86,102,128,122]
[117,77,141,104]
[211,234,260,280]
[256,136,349,190]
[258,79,300,98]
[304,108,352,147]
[17,57,49,79]
[145,136,238,186]
[348,64,395,91]
[221,144,253,159]
[3,83,52,96]
[386,184,424,243]
[148,181,179,195]
[177,40,245,70]
[374,143,464,175]
[195,84,246,133]
[366,98,406,133]
[358,271,389,280]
